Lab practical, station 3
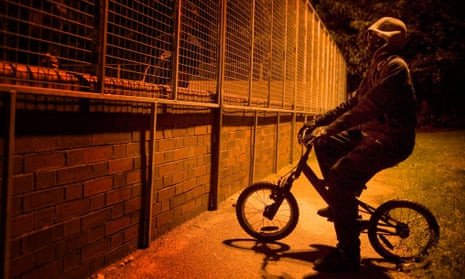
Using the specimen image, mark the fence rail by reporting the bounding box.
[1,0,346,112]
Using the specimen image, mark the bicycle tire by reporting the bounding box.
[368,200,439,262]
[235,182,299,242]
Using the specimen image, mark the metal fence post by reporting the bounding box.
[140,103,157,248]
[95,0,109,93]
[209,0,227,211]
[274,112,280,173]
[267,0,274,108]
[248,0,256,106]
[171,0,182,100]
[282,0,288,108]
[250,111,259,184]
[1,91,16,279]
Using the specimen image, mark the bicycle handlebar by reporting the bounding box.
[298,127,316,147]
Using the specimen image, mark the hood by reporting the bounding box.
[368,17,407,54]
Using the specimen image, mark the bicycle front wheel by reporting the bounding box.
[235,182,299,242]
[368,200,439,262]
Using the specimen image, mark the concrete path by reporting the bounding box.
[95,166,415,279]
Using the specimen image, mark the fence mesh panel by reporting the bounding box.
[0,0,347,111]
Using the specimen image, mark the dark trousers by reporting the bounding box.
[313,130,404,256]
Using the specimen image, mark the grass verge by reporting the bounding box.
[373,130,465,278]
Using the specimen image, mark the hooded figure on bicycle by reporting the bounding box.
[300,17,417,272]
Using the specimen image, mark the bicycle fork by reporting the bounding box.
[263,175,296,220]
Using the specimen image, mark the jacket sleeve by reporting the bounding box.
[325,57,409,135]
[312,95,358,126]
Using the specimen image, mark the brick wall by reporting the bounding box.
[6,98,150,279]
[1,97,306,279]
[152,109,213,237]
[219,114,253,202]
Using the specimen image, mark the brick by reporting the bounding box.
[13,174,34,195]
[63,232,90,254]
[34,244,56,266]
[22,259,63,279]
[11,196,22,216]
[108,157,133,174]
[10,253,34,277]
[110,232,124,248]
[65,183,83,200]
[89,193,105,211]
[127,142,140,155]
[11,213,34,237]
[126,169,142,185]
[105,215,131,235]
[181,199,197,214]
[157,187,176,202]
[56,198,90,220]
[92,132,132,145]
[23,188,64,212]
[64,218,81,237]
[172,128,187,138]
[25,152,65,172]
[63,264,88,279]
[15,136,57,154]
[132,155,144,169]
[89,255,105,274]
[180,177,197,193]
[112,203,125,219]
[35,170,57,189]
[106,188,131,206]
[57,165,94,185]
[67,146,113,166]
[113,144,127,158]
[156,209,174,227]
[194,125,208,135]
[113,173,126,188]
[89,225,105,243]
[184,136,198,147]
[22,227,54,253]
[56,134,92,149]
[157,139,176,151]
[83,176,113,197]
[124,197,141,214]
[14,155,24,174]
[34,207,55,229]
[158,162,178,176]
[104,244,131,266]
[123,224,139,242]
[82,208,112,230]
[92,162,109,177]
[63,251,81,272]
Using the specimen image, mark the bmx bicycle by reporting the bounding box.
[235,131,439,263]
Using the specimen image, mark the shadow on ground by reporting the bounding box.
[223,239,398,279]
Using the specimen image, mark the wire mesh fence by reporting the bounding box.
[0,0,346,112]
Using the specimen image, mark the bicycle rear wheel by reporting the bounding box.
[368,200,439,262]
[235,182,299,242]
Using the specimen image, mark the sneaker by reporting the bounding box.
[313,248,361,272]
[317,207,332,220]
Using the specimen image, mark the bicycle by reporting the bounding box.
[235,131,440,263]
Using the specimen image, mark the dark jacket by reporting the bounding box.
[315,52,417,155]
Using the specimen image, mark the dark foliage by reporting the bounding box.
[311,0,465,126]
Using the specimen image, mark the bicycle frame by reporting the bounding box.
[275,142,378,222]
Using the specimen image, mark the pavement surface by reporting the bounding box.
[95,163,417,279]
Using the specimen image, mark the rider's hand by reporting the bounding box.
[311,126,329,138]
[298,126,312,144]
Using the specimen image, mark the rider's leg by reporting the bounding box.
[313,130,362,179]
[313,130,362,219]
[315,137,403,271]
